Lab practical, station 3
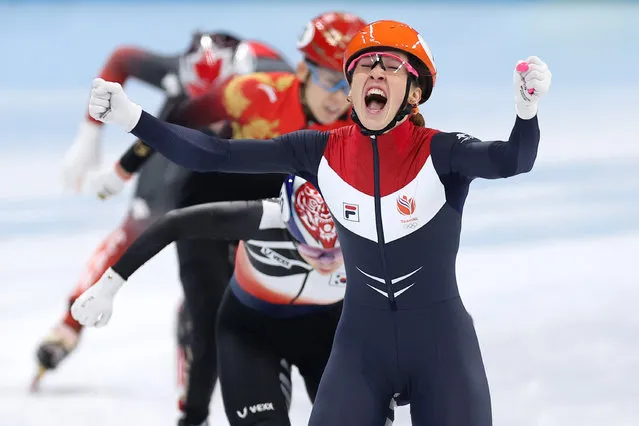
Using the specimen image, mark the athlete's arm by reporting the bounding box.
[112,199,283,280]
[69,199,285,327]
[130,110,328,175]
[117,140,154,175]
[117,104,171,175]
[116,98,190,174]
[430,115,540,179]
[127,78,233,167]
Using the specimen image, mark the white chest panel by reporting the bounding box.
[317,155,446,243]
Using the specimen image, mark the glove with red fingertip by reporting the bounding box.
[513,56,552,120]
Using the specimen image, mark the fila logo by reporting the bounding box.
[343,203,360,222]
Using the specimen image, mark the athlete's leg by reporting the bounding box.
[290,303,342,403]
[216,288,292,426]
[175,300,193,413]
[307,305,397,426]
[406,298,492,426]
[35,209,150,370]
[171,161,280,422]
[176,237,233,425]
[35,153,178,380]
[63,211,149,326]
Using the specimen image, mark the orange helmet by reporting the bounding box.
[343,20,437,103]
[297,12,367,72]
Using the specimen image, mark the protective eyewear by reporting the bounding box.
[296,242,343,261]
[307,63,349,95]
[347,51,419,77]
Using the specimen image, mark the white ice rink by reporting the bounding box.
[1,2,638,426]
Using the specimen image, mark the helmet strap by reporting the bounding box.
[351,76,415,137]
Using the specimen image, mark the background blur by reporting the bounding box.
[1,1,637,425]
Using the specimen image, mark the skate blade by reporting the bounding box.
[29,366,47,392]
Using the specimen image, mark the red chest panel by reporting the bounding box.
[323,120,440,197]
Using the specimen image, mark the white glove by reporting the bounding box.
[87,162,131,200]
[513,56,552,120]
[61,121,102,192]
[71,268,126,327]
[89,78,143,132]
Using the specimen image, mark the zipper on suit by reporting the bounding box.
[370,136,397,311]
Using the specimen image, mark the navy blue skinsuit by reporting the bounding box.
[129,109,540,426]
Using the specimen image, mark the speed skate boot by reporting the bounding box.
[32,323,81,390]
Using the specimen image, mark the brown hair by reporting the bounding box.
[409,105,425,127]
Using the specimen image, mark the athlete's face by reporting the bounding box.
[348,50,422,131]
[297,61,350,125]
[297,244,344,275]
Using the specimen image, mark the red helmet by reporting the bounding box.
[297,12,366,72]
[179,32,238,97]
[280,175,338,249]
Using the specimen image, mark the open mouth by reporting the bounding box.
[364,87,388,114]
